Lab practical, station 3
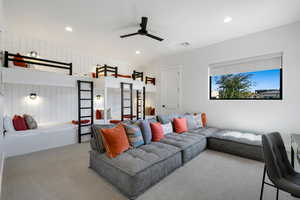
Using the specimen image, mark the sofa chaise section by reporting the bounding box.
[207,129,263,161]
[90,141,182,199]
[158,132,207,164]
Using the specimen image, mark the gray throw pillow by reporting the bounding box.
[137,120,152,144]
[23,114,38,129]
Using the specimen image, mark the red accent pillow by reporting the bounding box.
[71,120,90,125]
[96,110,101,120]
[101,124,130,158]
[13,115,28,131]
[173,118,188,133]
[150,122,164,141]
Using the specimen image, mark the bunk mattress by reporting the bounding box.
[1,123,77,157]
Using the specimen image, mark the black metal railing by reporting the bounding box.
[132,70,144,81]
[145,76,156,85]
[95,64,118,78]
[4,51,73,75]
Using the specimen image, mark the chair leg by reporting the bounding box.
[260,166,267,200]
[276,188,279,200]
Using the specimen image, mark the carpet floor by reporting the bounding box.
[1,143,297,200]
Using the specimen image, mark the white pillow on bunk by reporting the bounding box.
[3,116,15,132]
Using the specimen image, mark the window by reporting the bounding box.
[209,53,282,100]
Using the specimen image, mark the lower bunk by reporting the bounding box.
[0,123,77,157]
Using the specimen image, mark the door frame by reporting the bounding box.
[159,66,182,114]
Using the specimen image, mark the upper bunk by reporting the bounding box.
[0,51,156,91]
[0,51,79,87]
[93,65,156,92]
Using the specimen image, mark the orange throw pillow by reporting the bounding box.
[13,53,28,68]
[201,113,207,128]
[173,118,188,133]
[101,124,130,158]
[150,122,164,142]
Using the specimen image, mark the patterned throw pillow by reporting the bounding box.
[161,122,173,135]
[23,114,38,129]
[183,114,197,130]
[194,113,203,128]
[123,124,145,148]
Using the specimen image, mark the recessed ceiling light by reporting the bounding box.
[180,42,191,47]
[135,50,141,55]
[224,16,232,23]
[65,26,73,32]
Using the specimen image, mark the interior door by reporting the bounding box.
[161,67,181,114]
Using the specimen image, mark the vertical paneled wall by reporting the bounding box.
[1,32,134,124]
[3,84,77,125]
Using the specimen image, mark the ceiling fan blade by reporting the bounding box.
[140,17,148,30]
[120,32,139,38]
[145,33,164,41]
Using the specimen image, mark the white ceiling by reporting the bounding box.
[3,0,300,67]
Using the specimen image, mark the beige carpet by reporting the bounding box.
[1,143,297,200]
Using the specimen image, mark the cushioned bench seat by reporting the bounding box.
[207,129,263,161]
[89,142,181,199]
[158,132,207,164]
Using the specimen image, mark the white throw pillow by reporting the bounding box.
[3,116,15,132]
[161,122,173,135]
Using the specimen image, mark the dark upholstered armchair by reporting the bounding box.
[260,132,300,200]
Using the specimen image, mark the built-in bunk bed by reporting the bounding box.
[0,51,81,157]
[91,65,156,122]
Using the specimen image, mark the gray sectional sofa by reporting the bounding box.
[89,113,264,199]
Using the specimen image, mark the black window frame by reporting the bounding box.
[209,68,283,100]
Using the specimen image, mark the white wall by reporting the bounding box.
[144,22,300,145]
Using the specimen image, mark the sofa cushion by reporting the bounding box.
[210,129,262,146]
[158,132,207,163]
[150,122,165,142]
[89,142,181,199]
[137,120,152,144]
[173,118,188,133]
[207,129,263,161]
[101,124,130,158]
[92,124,115,153]
[157,113,181,124]
[161,122,173,135]
[183,114,198,130]
[123,124,145,148]
[194,113,203,128]
[189,127,220,137]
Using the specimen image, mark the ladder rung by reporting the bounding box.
[79,81,93,83]
[80,116,92,118]
[80,98,92,100]
[80,107,92,109]
[81,132,92,136]
[81,124,92,127]
[80,90,92,92]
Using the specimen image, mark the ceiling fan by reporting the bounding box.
[120,17,164,42]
